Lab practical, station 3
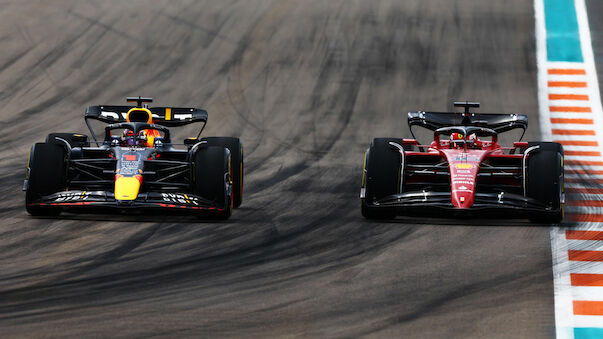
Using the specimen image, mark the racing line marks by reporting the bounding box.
[549,81,588,87]
[552,129,596,135]
[568,250,603,262]
[567,230,603,240]
[573,301,603,316]
[560,141,599,147]
[571,273,603,286]
[550,69,588,75]
[550,94,590,100]
[550,106,592,112]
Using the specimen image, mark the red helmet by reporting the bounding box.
[449,133,465,149]
[450,133,464,141]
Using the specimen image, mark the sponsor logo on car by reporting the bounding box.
[455,155,480,162]
[454,163,474,169]
[120,152,142,175]
[452,180,474,185]
[55,191,90,202]
[161,193,200,205]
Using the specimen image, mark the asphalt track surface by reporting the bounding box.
[0,0,590,337]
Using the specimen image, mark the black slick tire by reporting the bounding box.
[25,143,67,216]
[200,137,243,208]
[361,138,402,220]
[193,146,232,220]
[526,142,564,223]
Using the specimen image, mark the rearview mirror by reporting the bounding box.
[184,138,199,146]
[402,139,418,146]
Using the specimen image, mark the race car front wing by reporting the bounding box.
[27,190,228,212]
[363,191,559,219]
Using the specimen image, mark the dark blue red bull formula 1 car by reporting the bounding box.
[24,97,243,219]
[360,102,564,223]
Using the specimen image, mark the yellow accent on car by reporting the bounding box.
[115,175,142,200]
[165,108,172,120]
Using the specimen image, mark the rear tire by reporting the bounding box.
[25,143,67,216]
[201,137,243,208]
[193,146,232,220]
[361,138,402,219]
[526,142,564,223]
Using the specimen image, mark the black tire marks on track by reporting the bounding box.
[0,1,558,337]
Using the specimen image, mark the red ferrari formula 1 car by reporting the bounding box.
[24,97,243,219]
[360,102,564,223]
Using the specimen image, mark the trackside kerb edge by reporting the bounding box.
[536,0,603,337]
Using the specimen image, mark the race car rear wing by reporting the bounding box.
[85,105,208,126]
[84,103,209,146]
[407,111,528,140]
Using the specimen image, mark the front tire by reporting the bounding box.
[361,138,402,220]
[193,146,232,220]
[25,143,67,216]
[526,142,564,223]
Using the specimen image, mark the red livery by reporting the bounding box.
[360,101,564,223]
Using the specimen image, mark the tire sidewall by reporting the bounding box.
[526,142,564,221]
[192,145,232,218]
[361,138,402,219]
[200,137,243,208]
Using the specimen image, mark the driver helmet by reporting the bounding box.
[450,132,464,148]
[136,130,148,146]
[450,132,464,141]
[121,129,135,146]
[125,108,156,147]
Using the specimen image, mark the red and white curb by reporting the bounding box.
[536,0,603,337]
